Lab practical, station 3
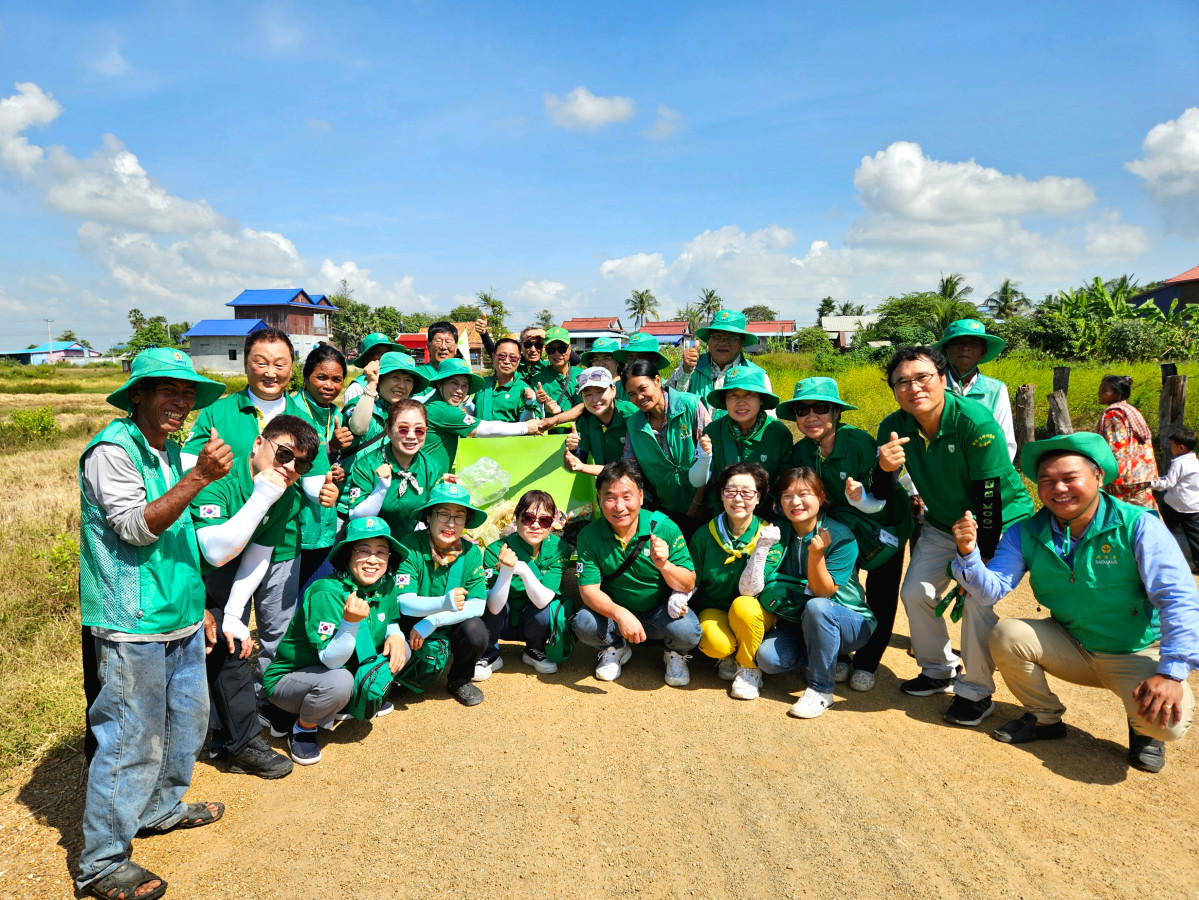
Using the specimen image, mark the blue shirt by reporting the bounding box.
[952,512,1199,680]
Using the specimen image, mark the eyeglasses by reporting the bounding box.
[547,343,569,354]
[721,488,759,500]
[433,510,468,526]
[394,426,426,438]
[495,353,520,363]
[352,547,390,560]
[262,435,313,474]
[431,338,458,349]
[520,513,555,529]
[891,372,938,392]
[793,401,832,417]
[523,339,544,349]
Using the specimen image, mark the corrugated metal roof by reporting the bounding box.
[0,340,98,356]
[640,320,692,335]
[1164,265,1199,284]
[746,320,796,333]
[184,318,267,338]
[562,316,624,331]
[226,289,338,310]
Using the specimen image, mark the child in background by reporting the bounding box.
[1152,427,1199,572]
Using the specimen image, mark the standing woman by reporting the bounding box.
[779,377,911,692]
[343,333,408,405]
[622,358,712,539]
[1096,374,1160,511]
[345,399,450,536]
[756,467,874,719]
[344,351,428,453]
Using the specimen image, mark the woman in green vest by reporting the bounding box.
[621,358,712,539]
[344,351,428,454]
[779,377,911,693]
[343,332,408,405]
[563,367,639,476]
[392,482,492,706]
[755,467,875,719]
[263,517,409,765]
[687,462,782,700]
[476,490,573,680]
[345,398,451,536]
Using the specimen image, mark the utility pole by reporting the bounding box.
[44,319,54,363]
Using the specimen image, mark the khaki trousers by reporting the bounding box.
[990,616,1194,741]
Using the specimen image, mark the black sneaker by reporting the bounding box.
[288,727,322,766]
[522,648,559,674]
[943,695,995,726]
[449,681,485,706]
[900,673,956,696]
[227,734,294,779]
[992,713,1067,743]
[259,703,297,739]
[1128,724,1166,773]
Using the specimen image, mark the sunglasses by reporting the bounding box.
[547,343,569,354]
[262,435,313,474]
[394,426,426,438]
[495,353,520,363]
[794,401,833,416]
[523,339,544,349]
[520,513,555,529]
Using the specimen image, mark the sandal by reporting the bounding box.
[88,859,168,900]
[137,801,224,836]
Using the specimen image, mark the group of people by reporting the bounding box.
[76,313,1197,900]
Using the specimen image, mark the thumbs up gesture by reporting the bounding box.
[523,387,536,402]
[844,475,864,503]
[649,534,670,567]
[953,510,978,556]
[343,590,369,623]
[195,427,233,483]
[319,471,339,508]
[565,423,580,452]
[878,431,910,472]
[698,433,713,456]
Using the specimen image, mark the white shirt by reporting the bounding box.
[1152,451,1199,514]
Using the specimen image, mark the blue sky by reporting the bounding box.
[1,1,1197,349]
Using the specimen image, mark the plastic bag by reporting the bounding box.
[456,456,510,508]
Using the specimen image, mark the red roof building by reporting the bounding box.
[1136,264,1199,316]
[637,320,693,346]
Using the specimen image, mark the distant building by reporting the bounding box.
[183,319,267,374]
[745,320,797,351]
[0,340,104,366]
[1135,264,1199,315]
[561,316,626,352]
[638,320,694,346]
[225,289,338,359]
[821,314,881,351]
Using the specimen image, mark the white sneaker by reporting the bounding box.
[730,665,763,700]
[521,649,558,674]
[595,644,632,681]
[716,655,738,681]
[834,660,852,683]
[788,687,834,719]
[664,651,692,687]
[849,669,875,692]
[473,656,503,682]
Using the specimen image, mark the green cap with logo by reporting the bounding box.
[331,515,405,562]
[776,376,858,421]
[378,351,429,393]
[706,365,780,411]
[613,332,672,372]
[106,347,227,413]
[582,336,622,365]
[429,357,485,395]
[544,326,571,350]
[934,319,1005,366]
[697,309,755,342]
[1019,432,1118,486]
[414,481,489,529]
[352,332,408,367]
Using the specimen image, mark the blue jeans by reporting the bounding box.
[573,604,702,652]
[482,600,555,661]
[77,628,209,889]
[757,597,873,693]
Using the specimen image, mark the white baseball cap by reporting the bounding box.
[576,366,615,391]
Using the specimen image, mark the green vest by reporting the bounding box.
[1019,495,1160,654]
[293,390,340,550]
[627,389,702,513]
[79,418,206,634]
[948,368,1007,417]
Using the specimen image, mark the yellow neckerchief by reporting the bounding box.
[710,514,762,565]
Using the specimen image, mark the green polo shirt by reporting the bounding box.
[483,532,569,621]
[576,510,693,613]
[759,516,871,627]
[574,400,639,467]
[190,458,302,569]
[876,392,1032,535]
[344,445,448,537]
[531,364,584,411]
[689,515,776,612]
[475,374,539,423]
[394,532,487,626]
[704,413,793,500]
[423,398,480,473]
[517,358,550,383]
[340,394,388,453]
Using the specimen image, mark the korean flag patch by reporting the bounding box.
[462,414,476,426]
[198,504,221,519]
[396,573,411,587]
[317,621,336,637]
[348,487,362,500]
[576,561,585,574]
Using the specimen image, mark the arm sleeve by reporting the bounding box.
[317,621,360,668]
[950,526,1028,606]
[194,476,286,567]
[473,419,531,437]
[486,562,516,614]
[414,595,486,636]
[694,401,712,437]
[397,590,459,617]
[302,473,327,501]
[1151,458,1180,492]
[513,560,556,608]
[220,543,273,640]
[348,473,390,520]
[480,331,496,355]
[973,476,1005,559]
[81,444,159,546]
[738,539,779,597]
[1132,515,1199,678]
[689,446,713,487]
[347,397,376,436]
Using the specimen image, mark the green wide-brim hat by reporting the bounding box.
[706,365,779,411]
[429,357,485,395]
[352,332,408,367]
[414,481,489,530]
[330,515,405,561]
[107,348,227,413]
[613,332,672,371]
[697,309,755,342]
[934,319,1005,366]
[776,376,858,420]
[582,336,622,365]
[544,326,572,348]
[1019,433,1119,486]
[378,351,429,393]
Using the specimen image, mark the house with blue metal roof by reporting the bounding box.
[0,340,104,366]
[225,288,338,364]
[183,319,268,374]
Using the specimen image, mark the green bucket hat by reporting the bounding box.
[613,332,672,372]
[697,309,755,342]
[107,347,226,413]
[378,351,429,394]
[582,336,622,366]
[544,326,572,350]
[429,357,485,395]
[776,377,858,421]
[934,319,1005,366]
[330,515,405,563]
[1019,433,1118,486]
[706,365,780,411]
[352,332,408,367]
[414,481,489,530]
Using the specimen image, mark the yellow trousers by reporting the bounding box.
[698,596,776,669]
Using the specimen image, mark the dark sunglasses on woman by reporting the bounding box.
[520,513,555,529]
[794,401,833,416]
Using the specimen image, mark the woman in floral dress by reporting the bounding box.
[1096,374,1159,511]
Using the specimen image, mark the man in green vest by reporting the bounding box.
[77,349,232,900]
[951,433,1197,772]
[934,319,1015,460]
[666,309,773,417]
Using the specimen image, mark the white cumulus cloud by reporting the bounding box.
[0,81,61,178]
[511,279,567,305]
[1083,212,1151,258]
[259,5,303,55]
[1126,107,1199,200]
[544,86,636,132]
[600,252,667,283]
[645,104,685,141]
[91,32,130,77]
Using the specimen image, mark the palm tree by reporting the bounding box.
[983,279,1031,319]
[696,288,722,325]
[625,289,660,330]
[675,303,704,334]
[929,297,979,338]
[836,301,866,317]
[936,272,974,304]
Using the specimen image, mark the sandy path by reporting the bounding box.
[2,584,1198,900]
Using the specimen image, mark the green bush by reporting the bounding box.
[4,407,60,442]
[1103,319,1168,361]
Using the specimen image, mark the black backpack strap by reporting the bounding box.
[335,429,389,467]
[604,533,652,583]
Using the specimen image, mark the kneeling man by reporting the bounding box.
[952,433,1197,772]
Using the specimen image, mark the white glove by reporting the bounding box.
[667,589,693,619]
[222,613,251,644]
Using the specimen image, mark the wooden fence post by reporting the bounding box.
[1160,375,1188,456]
[1047,367,1071,436]
[1047,390,1074,436]
[1014,383,1036,464]
[1052,366,1071,394]
[1161,362,1178,379]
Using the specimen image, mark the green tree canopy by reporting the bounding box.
[55,329,93,349]
[625,289,660,330]
[983,278,1031,319]
[696,288,722,325]
[836,301,866,316]
[475,289,508,338]
[534,309,556,330]
[447,303,482,322]
[816,296,836,323]
[741,303,778,321]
